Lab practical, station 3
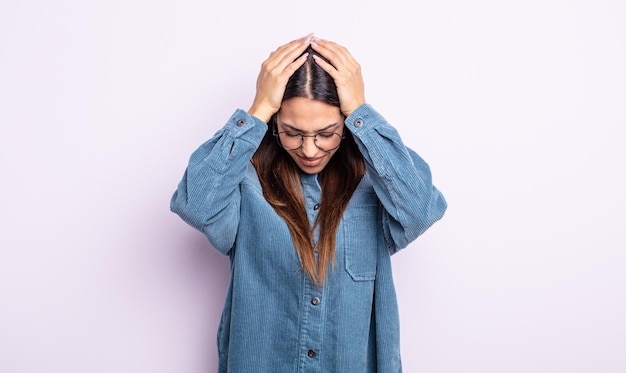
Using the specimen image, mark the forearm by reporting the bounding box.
[170,109,267,252]
[346,104,447,249]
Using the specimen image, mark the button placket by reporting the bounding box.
[298,270,325,370]
[297,171,324,371]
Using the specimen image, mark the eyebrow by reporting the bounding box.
[279,122,340,133]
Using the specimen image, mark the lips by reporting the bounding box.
[298,155,324,168]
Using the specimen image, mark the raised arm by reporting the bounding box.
[312,38,447,252]
[346,104,447,252]
[170,111,266,254]
[171,35,312,254]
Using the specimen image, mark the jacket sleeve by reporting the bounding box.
[346,104,447,254]
[170,109,267,255]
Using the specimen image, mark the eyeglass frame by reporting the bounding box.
[272,127,346,152]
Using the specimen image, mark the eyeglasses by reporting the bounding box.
[273,130,345,152]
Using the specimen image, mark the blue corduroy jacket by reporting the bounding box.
[171,104,447,372]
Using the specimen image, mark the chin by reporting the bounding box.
[290,151,336,174]
[297,164,325,174]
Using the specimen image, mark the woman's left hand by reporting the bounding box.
[310,38,366,117]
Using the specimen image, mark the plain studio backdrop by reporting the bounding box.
[1,0,624,372]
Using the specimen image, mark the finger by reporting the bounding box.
[273,35,310,58]
[311,54,338,78]
[282,52,309,78]
[274,43,310,76]
[276,34,313,66]
[263,42,301,71]
[311,39,356,70]
[264,35,312,72]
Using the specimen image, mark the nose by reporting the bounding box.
[301,136,318,158]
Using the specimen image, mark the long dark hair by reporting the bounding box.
[251,46,366,286]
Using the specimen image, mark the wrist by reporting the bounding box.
[342,101,366,117]
[248,104,275,124]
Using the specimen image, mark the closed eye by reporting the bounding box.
[317,132,335,138]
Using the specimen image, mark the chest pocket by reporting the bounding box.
[342,192,379,281]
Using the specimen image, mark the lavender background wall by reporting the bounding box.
[2,0,625,372]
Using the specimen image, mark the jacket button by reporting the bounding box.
[313,203,320,210]
[311,297,320,306]
[236,119,246,126]
[307,349,316,358]
[354,119,363,128]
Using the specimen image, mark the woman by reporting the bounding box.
[171,34,447,372]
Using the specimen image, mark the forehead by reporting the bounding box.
[278,97,343,131]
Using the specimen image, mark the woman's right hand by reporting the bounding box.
[247,35,312,123]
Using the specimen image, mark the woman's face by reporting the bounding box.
[276,97,345,174]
